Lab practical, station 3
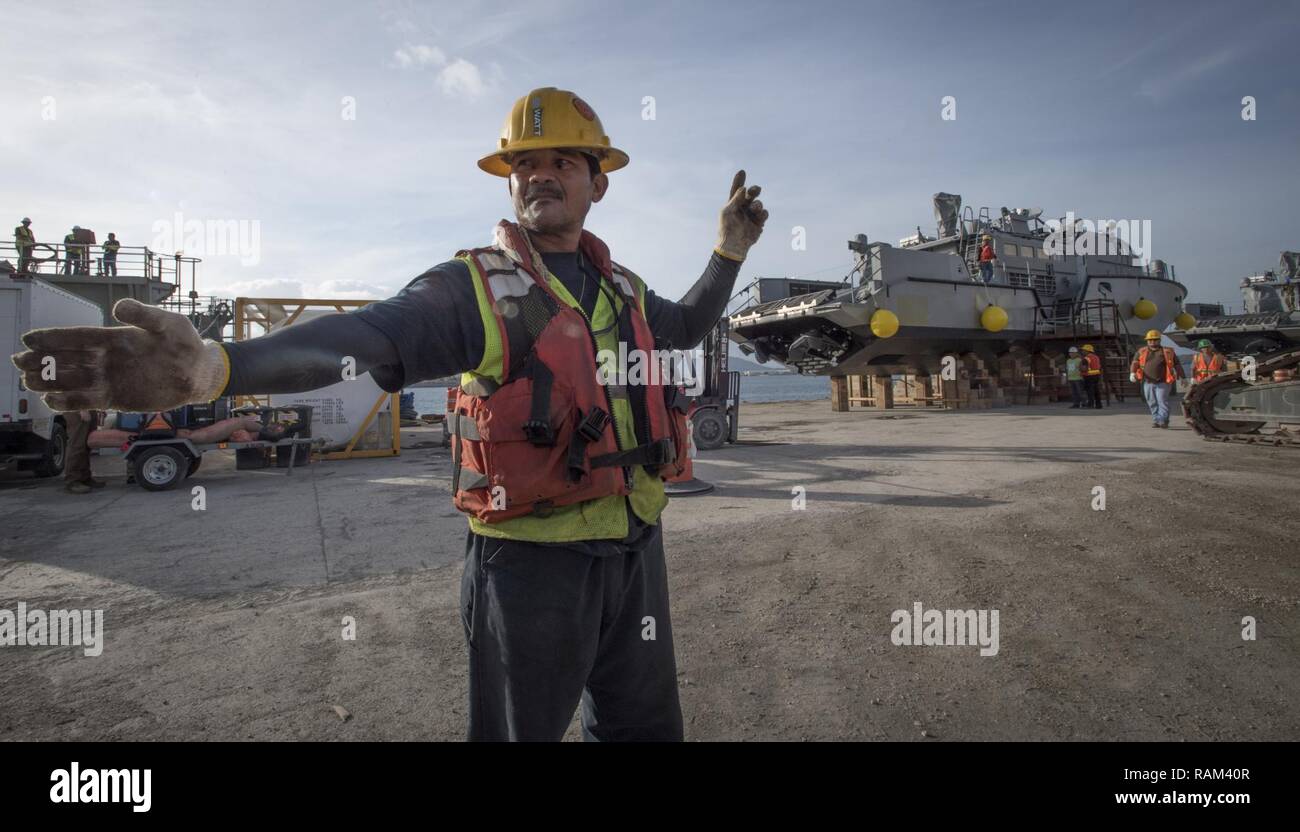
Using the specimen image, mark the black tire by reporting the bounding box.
[691,409,728,451]
[132,446,188,491]
[186,455,203,477]
[32,421,68,478]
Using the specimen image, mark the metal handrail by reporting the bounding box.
[1,239,199,286]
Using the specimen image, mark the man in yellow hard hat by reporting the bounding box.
[12,87,768,742]
[1129,329,1183,428]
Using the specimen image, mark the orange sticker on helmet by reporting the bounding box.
[571,97,596,121]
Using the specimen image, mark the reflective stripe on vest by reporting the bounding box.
[1193,351,1223,380]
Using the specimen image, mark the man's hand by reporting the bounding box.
[715,170,768,262]
[10,298,229,412]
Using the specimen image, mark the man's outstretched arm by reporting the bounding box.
[11,261,483,413]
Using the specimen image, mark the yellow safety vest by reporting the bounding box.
[458,245,668,544]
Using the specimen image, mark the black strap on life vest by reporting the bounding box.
[609,295,658,471]
[523,358,556,446]
[566,406,611,481]
[492,285,563,447]
[590,438,676,470]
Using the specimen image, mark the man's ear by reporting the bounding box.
[591,172,609,204]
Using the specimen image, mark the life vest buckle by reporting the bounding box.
[644,437,676,467]
[523,419,556,447]
[577,406,610,442]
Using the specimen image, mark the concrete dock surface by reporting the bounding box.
[2,399,1297,740]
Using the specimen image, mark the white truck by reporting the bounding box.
[1,272,103,476]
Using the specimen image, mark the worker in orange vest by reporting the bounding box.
[1129,329,1184,428]
[1080,344,1103,409]
[1191,338,1225,382]
[978,234,996,283]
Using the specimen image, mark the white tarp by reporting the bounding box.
[265,308,392,451]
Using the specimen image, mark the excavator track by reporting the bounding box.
[1182,347,1300,446]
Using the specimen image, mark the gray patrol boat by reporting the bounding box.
[728,193,1190,375]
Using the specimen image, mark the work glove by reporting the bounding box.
[715,170,769,262]
[10,298,229,412]
[1129,372,1137,383]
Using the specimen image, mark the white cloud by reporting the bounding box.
[437,58,494,100]
[1137,48,1236,101]
[317,278,391,299]
[393,43,446,68]
[220,278,304,298]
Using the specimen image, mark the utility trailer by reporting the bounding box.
[112,404,321,491]
[0,270,103,476]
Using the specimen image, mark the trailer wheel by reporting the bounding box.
[31,421,68,478]
[133,446,188,491]
[692,409,728,451]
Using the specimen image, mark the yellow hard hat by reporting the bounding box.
[1081,344,1095,353]
[478,87,629,177]
[1144,329,1161,340]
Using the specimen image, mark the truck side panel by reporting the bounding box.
[2,278,103,438]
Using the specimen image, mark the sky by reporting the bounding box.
[3,0,1298,312]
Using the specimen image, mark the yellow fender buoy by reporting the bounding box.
[1133,298,1157,320]
[980,304,1008,333]
[1174,311,1196,330]
[870,308,899,338]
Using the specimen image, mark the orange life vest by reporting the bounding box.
[1192,350,1224,381]
[1083,353,1102,376]
[1133,345,1179,383]
[450,222,689,524]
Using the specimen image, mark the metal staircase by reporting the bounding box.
[1033,298,1140,402]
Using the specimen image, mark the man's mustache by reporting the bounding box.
[526,186,563,202]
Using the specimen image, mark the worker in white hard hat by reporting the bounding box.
[1065,346,1085,408]
[12,87,768,742]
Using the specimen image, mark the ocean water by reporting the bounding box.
[408,373,827,415]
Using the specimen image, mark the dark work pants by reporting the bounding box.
[460,521,684,742]
[1068,379,1085,406]
[1084,376,1102,408]
[63,411,96,483]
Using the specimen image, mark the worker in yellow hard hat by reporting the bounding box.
[1129,329,1183,428]
[1080,344,1103,409]
[13,86,769,742]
